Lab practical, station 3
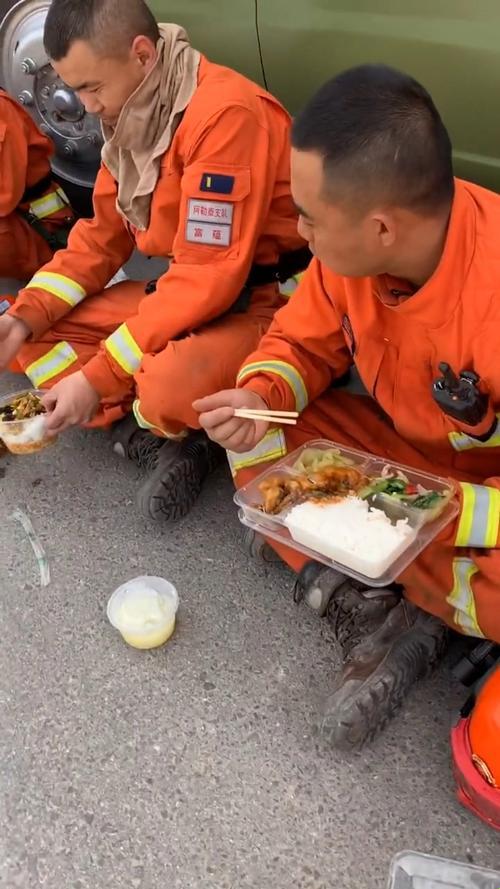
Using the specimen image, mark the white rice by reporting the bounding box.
[0,414,48,444]
[284,496,416,579]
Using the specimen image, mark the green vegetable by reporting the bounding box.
[384,479,407,494]
[409,491,444,510]
[359,475,445,512]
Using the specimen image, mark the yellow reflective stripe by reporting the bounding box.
[455,483,500,548]
[132,399,167,437]
[26,341,78,387]
[446,557,484,637]
[227,428,287,475]
[26,271,86,307]
[237,360,308,412]
[105,324,143,376]
[29,187,68,220]
[449,414,500,452]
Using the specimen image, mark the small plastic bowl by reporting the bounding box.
[0,389,55,455]
[107,576,179,650]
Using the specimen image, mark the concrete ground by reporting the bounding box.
[1,261,499,889]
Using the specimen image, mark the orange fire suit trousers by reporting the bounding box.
[17,280,282,434]
[235,391,500,644]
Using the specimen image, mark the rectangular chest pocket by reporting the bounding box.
[174,161,251,263]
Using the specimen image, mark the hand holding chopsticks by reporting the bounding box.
[194,389,300,453]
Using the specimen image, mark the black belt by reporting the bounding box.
[20,171,54,205]
[231,245,312,313]
[244,246,312,289]
[144,246,313,312]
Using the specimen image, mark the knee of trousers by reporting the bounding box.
[133,349,202,436]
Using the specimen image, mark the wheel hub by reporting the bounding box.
[0,0,102,188]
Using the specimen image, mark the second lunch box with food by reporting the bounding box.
[234,440,459,586]
[0,390,55,455]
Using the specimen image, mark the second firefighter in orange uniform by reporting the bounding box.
[2,4,306,521]
[196,65,500,749]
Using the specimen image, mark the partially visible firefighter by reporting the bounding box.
[0,88,75,283]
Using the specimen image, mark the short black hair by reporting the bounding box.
[292,64,454,215]
[44,0,160,61]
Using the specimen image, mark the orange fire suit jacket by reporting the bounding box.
[237,178,500,553]
[8,57,303,398]
[0,89,71,278]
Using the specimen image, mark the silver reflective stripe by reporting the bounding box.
[105,324,143,375]
[449,415,500,451]
[26,272,86,308]
[237,360,308,412]
[455,482,500,548]
[467,485,493,546]
[26,341,79,387]
[227,428,287,476]
[446,557,484,637]
[280,274,303,297]
[29,188,67,220]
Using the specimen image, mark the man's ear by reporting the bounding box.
[372,211,396,248]
[131,35,157,69]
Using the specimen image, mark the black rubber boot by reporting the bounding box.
[316,588,448,750]
[242,528,282,563]
[136,430,222,522]
[111,414,163,471]
[294,563,354,616]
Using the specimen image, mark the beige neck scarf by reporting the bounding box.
[101,23,200,230]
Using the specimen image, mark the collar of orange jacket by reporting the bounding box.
[371,179,476,326]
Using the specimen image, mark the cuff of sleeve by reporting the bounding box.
[238,376,298,413]
[8,301,47,339]
[452,406,497,440]
[455,482,500,548]
[82,352,125,399]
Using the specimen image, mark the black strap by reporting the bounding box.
[20,171,54,205]
[17,208,72,251]
[231,246,312,314]
[143,246,313,314]
[245,246,312,289]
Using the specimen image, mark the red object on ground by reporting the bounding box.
[451,713,500,831]
[469,666,500,786]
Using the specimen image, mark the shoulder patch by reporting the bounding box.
[200,173,235,195]
[186,197,233,247]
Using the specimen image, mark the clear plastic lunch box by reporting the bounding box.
[388,851,500,889]
[234,439,459,587]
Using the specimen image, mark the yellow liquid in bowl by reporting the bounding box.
[119,617,176,650]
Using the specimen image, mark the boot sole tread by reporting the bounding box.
[316,623,447,750]
[137,457,203,523]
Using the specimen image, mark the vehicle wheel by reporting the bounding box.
[0,0,100,201]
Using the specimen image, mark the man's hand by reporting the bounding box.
[0,315,29,371]
[194,389,269,453]
[42,370,100,435]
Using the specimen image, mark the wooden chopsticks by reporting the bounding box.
[233,408,298,426]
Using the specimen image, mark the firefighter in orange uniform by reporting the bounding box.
[0,88,74,283]
[196,65,500,749]
[0,0,307,521]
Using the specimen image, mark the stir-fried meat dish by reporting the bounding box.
[259,466,368,515]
